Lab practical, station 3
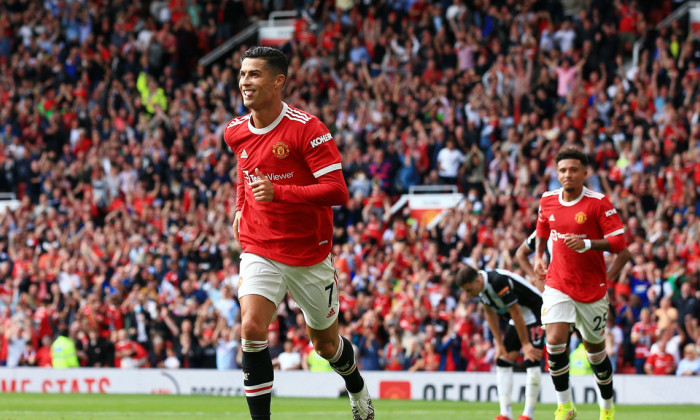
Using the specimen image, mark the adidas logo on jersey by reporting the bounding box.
[326,308,336,318]
[240,149,248,159]
[549,214,556,221]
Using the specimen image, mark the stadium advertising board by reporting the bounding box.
[407,193,463,227]
[1,369,697,404]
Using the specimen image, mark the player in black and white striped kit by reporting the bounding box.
[456,265,544,420]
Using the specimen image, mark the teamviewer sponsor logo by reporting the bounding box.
[549,230,587,241]
[310,133,332,148]
[242,170,294,184]
[268,172,294,181]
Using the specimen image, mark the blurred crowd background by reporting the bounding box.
[0,0,699,377]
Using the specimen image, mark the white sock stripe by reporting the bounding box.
[550,365,570,376]
[595,376,613,386]
[241,339,268,353]
[547,343,567,354]
[244,381,274,397]
[245,388,274,397]
[329,335,344,363]
[587,350,607,365]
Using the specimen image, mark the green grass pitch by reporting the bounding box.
[0,394,697,419]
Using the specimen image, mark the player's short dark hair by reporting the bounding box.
[455,265,479,289]
[242,46,288,79]
[555,147,588,166]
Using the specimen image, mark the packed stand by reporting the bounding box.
[0,0,698,377]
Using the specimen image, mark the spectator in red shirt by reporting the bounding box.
[35,335,53,367]
[631,307,657,373]
[644,329,676,375]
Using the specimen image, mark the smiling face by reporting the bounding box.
[557,158,587,194]
[239,57,284,112]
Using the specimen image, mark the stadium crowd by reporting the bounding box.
[0,0,699,377]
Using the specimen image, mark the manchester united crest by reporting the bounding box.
[272,141,290,159]
[575,211,587,224]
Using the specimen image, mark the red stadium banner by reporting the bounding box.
[691,7,700,36]
[379,381,411,400]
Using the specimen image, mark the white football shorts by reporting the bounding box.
[238,252,339,330]
[541,286,609,344]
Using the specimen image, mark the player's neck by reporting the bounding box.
[561,186,584,202]
[250,101,284,128]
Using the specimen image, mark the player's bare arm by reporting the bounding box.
[515,242,544,292]
[514,242,537,279]
[483,305,506,359]
[507,303,542,362]
[533,236,548,279]
[607,246,631,281]
[233,210,241,242]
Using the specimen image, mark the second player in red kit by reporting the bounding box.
[535,178,625,303]
[534,148,626,420]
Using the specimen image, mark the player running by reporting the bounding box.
[225,46,373,420]
[534,148,627,420]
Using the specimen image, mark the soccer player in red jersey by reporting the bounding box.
[224,46,373,420]
[534,148,627,420]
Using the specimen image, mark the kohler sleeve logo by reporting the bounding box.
[310,133,333,148]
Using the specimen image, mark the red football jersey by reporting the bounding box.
[224,102,343,266]
[536,187,625,303]
[632,321,656,359]
[645,352,675,375]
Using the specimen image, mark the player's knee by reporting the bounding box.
[583,340,606,355]
[240,318,269,340]
[312,338,339,360]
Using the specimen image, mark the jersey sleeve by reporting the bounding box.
[598,196,625,238]
[524,230,536,252]
[301,118,342,178]
[222,120,237,156]
[491,273,518,307]
[273,170,347,206]
[236,159,245,211]
[223,121,244,211]
[535,202,550,238]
